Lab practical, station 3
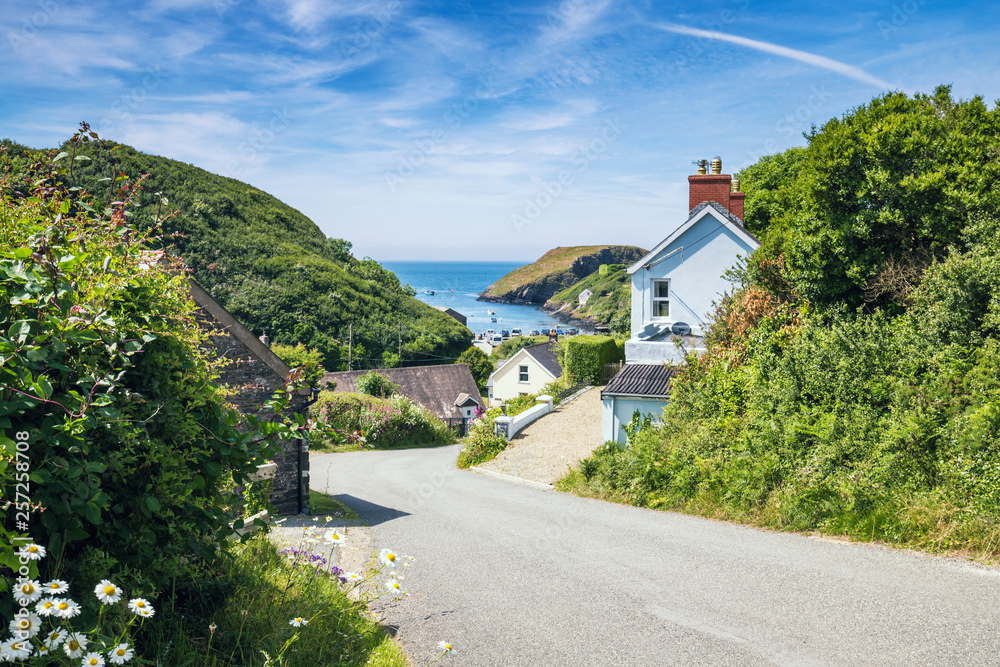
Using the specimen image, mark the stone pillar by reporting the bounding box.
[494,416,513,441]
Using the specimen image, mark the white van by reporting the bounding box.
[511,328,522,337]
[490,334,503,346]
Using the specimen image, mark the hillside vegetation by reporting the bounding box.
[562,86,1000,560]
[480,245,645,303]
[0,137,471,370]
[543,264,631,331]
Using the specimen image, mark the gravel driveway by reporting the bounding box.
[477,386,604,484]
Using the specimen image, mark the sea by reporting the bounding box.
[382,261,584,337]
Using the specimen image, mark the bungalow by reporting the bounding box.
[487,341,562,407]
[578,289,594,306]
[603,156,760,443]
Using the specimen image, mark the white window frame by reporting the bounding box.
[518,365,529,383]
[651,279,670,319]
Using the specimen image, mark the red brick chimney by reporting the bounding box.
[688,156,744,223]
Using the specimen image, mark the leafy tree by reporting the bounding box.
[271,342,326,385]
[326,237,353,263]
[356,370,399,398]
[458,346,493,392]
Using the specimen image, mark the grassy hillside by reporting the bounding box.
[545,266,631,329]
[0,136,470,369]
[481,245,645,303]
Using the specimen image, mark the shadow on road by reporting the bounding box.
[334,494,411,526]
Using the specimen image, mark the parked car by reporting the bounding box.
[529,329,541,336]
[566,328,579,336]
[490,334,503,346]
[486,329,495,336]
[511,328,522,337]
[501,330,510,338]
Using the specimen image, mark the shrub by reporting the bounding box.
[562,335,622,384]
[356,370,400,398]
[313,392,453,448]
[456,415,508,468]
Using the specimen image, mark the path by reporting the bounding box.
[478,386,604,485]
[310,446,1000,666]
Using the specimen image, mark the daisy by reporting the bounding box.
[1,638,32,661]
[107,643,134,665]
[385,577,405,596]
[63,632,88,659]
[36,644,52,657]
[344,572,363,583]
[9,612,42,638]
[289,617,308,627]
[43,628,67,649]
[82,651,106,666]
[36,598,57,616]
[379,548,399,568]
[326,529,345,545]
[437,641,456,654]
[18,543,46,560]
[127,598,154,617]
[52,598,82,619]
[94,580,123,605]
[325,515,333,522]
[42,579,69,595]
[14,579,42,605]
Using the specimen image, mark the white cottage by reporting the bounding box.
[603,157,760,442]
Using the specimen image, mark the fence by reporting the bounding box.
[602,361,624,384]
[444,417,471,437]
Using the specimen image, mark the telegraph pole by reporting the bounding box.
[348,322,353,371]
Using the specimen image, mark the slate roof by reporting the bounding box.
[320,363,483,419]
[455,392,479,407]
[434,306,467,327]
[523,342,562,379]
[602,364,674,399]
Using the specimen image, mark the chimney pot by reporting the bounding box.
[711,156,722,174]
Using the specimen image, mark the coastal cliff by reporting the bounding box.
[479,245,646,304]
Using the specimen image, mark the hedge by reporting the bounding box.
[563,335,624,384]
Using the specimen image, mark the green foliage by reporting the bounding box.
[599,263,624,276]
[492,335,549,361]
[0,130,306,591]
[458,346,492,393]
[1,137,470,372]
[548,267,631,327]
[272,342,326,385]
[355,370,399,398]
[456,413,508,468]
[313,392,453,449]
[563,335,622,384]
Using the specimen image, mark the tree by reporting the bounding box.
[271,342,326,385]
[458,346,493,393]
[356,370,399,398]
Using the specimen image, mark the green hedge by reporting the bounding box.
[563,335,623,384]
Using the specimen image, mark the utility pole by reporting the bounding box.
[398,321,402,361]
[348,322,353,371]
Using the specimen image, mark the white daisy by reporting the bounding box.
[9,612,42,638]
[127,598,154,617]
[325,529,345,544]
[344,572,362,583]
[18,543,46,560]
[14,579,42,605]
[42,579,69,595]
[63,632,88,658]
[52,598,81,619]
[384,577,405,596]
[2,638,33,661]
[289,617,308,627]
[94,580,123,605]
[43,628,67,649]
[325,515,333,522]
[378,548,399,568]
[36,598,58,616]
[82,651,106,666]
[437,641,456,654]
[36,644,52,657]
[107,643,134,665]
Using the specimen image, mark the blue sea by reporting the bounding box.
[382,261,584,336]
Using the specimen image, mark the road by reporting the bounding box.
[310,445,1000,666]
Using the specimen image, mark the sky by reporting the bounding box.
[2,0,999,262]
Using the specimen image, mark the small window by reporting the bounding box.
[652,279,670,318]
[519,365,529,382]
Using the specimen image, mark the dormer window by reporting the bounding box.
[652,279,670,318]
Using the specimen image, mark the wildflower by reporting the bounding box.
[42,579,70,595]
[14,579,42,605]
[37,644,51,657]
[385,577,405,596]
[289,617,308,627]
[127,598,154,617]
[1,638,32,661]
[18,543,46,560]
[82,652,106,666]
[209,624,217,635]
[437,641,456,654]
[325,515,333,522]
[36,598,57,616]
[344,572,362,583]
[63,632,88,658]
[43,628,66,649]
[312,516,319,522]
[9,612,42,638]
[108,643,134,665]
[94,580,124,605]
[326,529,346,544]
[53,598,82,619]
[379,548,399,568]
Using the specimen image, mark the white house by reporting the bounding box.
[578,289,594,306]
[603,157,760,442]
[486,341,562,407]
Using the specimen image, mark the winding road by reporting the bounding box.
[310,445,1000,666]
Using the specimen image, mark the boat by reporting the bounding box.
[487,309,496,315]
[490,316,497,322]
[424,290,435,295]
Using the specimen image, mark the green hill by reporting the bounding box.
[0,136,470,369]
[480,245,646,304]
[543,264,631,329]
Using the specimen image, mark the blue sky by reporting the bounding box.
[3,0,999,261]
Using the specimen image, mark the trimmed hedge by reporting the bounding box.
[562,335,624,384]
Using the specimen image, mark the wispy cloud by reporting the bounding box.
[653,23,894,89]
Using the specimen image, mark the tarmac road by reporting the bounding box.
[310,444,1000,666]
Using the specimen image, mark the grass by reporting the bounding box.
[309,489,358,521]
[546,268,631,326]
[483,245,645,298]
[143,536,409,666]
